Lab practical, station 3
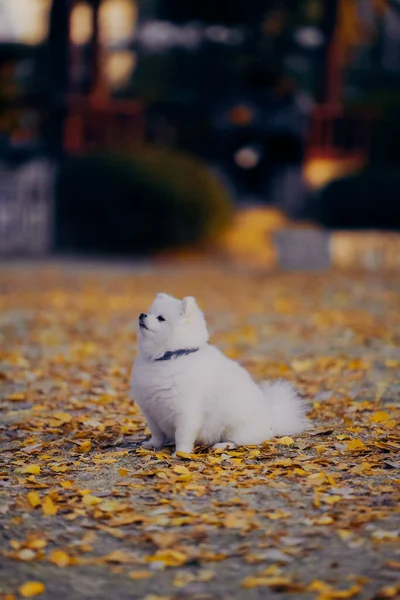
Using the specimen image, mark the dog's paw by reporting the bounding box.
[172,450,192,459]
[212,441,237,451]
[141,441,155,449]
[141,439,164,450]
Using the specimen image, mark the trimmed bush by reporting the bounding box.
[56,148,233,254]
[306,168,400,229]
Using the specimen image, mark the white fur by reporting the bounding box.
[130,293,307,455]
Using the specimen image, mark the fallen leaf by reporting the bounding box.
[76,440,92,453]
[26,539,47,550]
[347,439,366,451]
[308,580,361,598]
[103,550,138,564]
[350,462,371,474]
[265,510,291,520]
[8,392,26,402]
[49,549,70,567]
[372,585,400,599]
[173,465,190,475]
[82,494,102,507]
[276,436,295,446]
[145,549,189,567]
[20,465,41,475]
[42,496,57,516]
[53,411,72,423]
[307,473,328,486]
[60,480,75,489]
[128,571,153,580]
[27,492,41,508]
[370,411,390,423]
[242,576,305,591]
[19,582,45,598]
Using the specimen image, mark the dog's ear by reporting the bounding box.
[182,296,197,316]
[157,293,174,301]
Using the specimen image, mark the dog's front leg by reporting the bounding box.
[173,414,198,456]
[142,414,166,450]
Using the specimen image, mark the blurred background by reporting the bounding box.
[0,0,400,259]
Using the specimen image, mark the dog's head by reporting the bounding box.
[137,293,209,359]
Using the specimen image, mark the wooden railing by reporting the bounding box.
[63,97,145,154]
[307,105,375,162]
[63,98,375,164]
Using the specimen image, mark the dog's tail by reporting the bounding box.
[259,380,308,436]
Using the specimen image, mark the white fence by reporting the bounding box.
[0,158,56,257]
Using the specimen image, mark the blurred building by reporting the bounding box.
[1,0,396,159]
[1,0,399,255]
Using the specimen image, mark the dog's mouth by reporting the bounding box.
[139,321,150,332]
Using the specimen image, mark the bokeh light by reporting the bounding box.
[0,0,51,44]
[70,1,93,46]
[99,0,137,46]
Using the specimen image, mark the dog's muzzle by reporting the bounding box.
[139,313,148,330]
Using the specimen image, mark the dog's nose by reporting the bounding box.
[139,313,147,321]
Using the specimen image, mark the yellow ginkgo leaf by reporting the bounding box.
[276,436,295,446]
[42,496,57,516]
[27,492,41,508]
[145,549,189,567]
[370,411,390,423]
[49,549,70,567]
[347,439,366,451]
[242,576,304,590]
[76,440,91,453]
[53,411,72,423]
[20,465,41,475]
[82,494,102,507]
[173,465,189,474]
[128,571,153,580]
[27,538,47,550]
[19,582,45,597]
[8,392,26,401]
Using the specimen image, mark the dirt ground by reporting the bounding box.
[0,262,399,600]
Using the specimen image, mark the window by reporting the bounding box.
[0,0,51,45]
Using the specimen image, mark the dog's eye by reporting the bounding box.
[157,315,165,322]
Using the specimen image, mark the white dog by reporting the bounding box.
[130,293,307,455]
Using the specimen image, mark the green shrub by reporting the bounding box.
[56,148,233,254]
[307,167,400,229]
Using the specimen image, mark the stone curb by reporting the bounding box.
[274,229,400,271]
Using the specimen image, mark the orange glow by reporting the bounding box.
[70,2,93,46]
[227,105,254,126]
[220,207,289,267]
[99,0,138,46]
[304,157,365,189]
[105,50,137,90]
[1,0,51,45]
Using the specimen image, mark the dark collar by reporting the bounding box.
[155,348,199,362]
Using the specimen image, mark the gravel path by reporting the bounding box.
[0,263,399,600]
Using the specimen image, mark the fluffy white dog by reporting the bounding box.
[130,293,307,455]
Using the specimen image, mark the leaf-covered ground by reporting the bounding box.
[0,263,399,600]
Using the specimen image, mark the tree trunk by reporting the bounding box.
[45,0,71,157]
[321,0,341,105]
